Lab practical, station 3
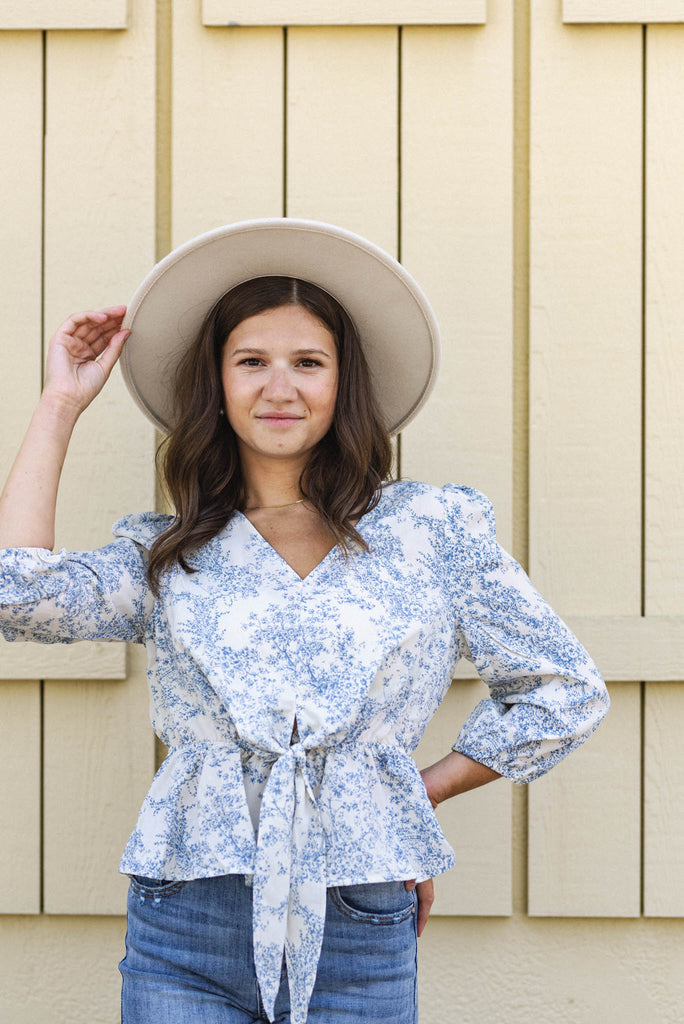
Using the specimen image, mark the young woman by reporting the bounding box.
[0,220,608,1024]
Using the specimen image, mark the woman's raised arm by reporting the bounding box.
[0,307,129,550]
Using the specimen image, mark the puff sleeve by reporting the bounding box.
[0,512,170,645]
[441,485,609,783]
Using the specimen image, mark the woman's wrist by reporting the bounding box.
[37,390,83,431]
[421,750,501,807]
[0,393,78,549]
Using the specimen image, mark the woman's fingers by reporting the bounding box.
[412,878,434,937]
[54,308,127,353]
[96,328,130,379]
[85,322,126,358]
[59,307,126,344]
[44,307,130,411]
[60,310,109,339]
[62,305,126,328]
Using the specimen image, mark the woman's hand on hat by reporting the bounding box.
[42,306,130,418]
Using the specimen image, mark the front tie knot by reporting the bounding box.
[252,741,327,1024]
[289,740,306,771]
[289,741,318,800]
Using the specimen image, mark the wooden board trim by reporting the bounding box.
[0,641,126,680]
[563,616,684,681]
[453,617,684,683]
[202,0,486,26]
[564,0,684,23]
[0,0,128,30]
[2,616,681,684]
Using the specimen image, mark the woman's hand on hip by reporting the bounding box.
[404,877,434,936]
[401,754,502,937]
[43,306,130,417]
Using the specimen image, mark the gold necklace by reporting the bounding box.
[243,498,306,512]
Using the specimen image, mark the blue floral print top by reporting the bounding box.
[0,482,608,1023]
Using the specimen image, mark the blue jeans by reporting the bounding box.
[119,874,418,1023]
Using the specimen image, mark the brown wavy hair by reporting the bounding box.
[147,276,393,592]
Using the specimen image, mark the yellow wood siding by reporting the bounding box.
[564,0,684,22]
[2,1,684,1020]
[0,0,128,30]
[0,31,44,915]
[400,2,516,911]
[287,27,398,253]
[202,0,487,26]
[39,7,158,914]
[643,23,684,917]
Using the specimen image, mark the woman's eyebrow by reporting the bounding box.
[230,346,332,358]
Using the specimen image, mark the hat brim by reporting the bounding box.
[121,219,440,436]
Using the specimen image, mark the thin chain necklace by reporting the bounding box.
[243,498,306,512]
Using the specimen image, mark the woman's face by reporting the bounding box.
[221,304,339,467]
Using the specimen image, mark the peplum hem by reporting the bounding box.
[119,741,257,880]
[320,742,455,885]
[119,738,454,887]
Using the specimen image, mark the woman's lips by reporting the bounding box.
[257,414,303,425]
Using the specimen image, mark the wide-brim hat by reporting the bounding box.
[121,218,440,435]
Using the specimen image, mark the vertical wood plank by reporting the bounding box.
[44,24,157,549]
[529,7,642,614]
[401,2,515,915]
[42,1,157,914]
[414,681,512,915]
[0,683,41,913]
[172,4,283,245]
[644,683,684,916]
[0,31,43,477]
[529,684,640,917]
[401,4,514,544]
[643,25,684,615]
[287,26,398,256]
[43,649,154,914]
[643,25,684,916]
[0,31,44,914]
[527,3,643,916]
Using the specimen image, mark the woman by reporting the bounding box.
[0,220,608,1024]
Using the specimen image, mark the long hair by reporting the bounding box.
[147,276,393,592]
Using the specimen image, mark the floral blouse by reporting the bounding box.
[0,482,608,1024]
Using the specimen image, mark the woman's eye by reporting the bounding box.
[298,358,321,368]
[239,357,263,366]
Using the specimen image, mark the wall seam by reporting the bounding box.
[155,0,172,263]
[154,0,173,768]
[640,21,648,918]
[513,0,531,918]
[513,1,530,574]
[40,28,47,916]
[396,24,403,480]
[283,27,288,217]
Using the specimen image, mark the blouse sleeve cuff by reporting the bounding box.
[451,740,534,785]
[451,684,609,785]
[0,547,69,603]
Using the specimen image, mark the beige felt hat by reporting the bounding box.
[121,218,440,435]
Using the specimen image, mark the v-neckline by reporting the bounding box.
[236,510,338,582]
[235,491,386,582]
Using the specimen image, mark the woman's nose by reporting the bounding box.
[262,365,296,400]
